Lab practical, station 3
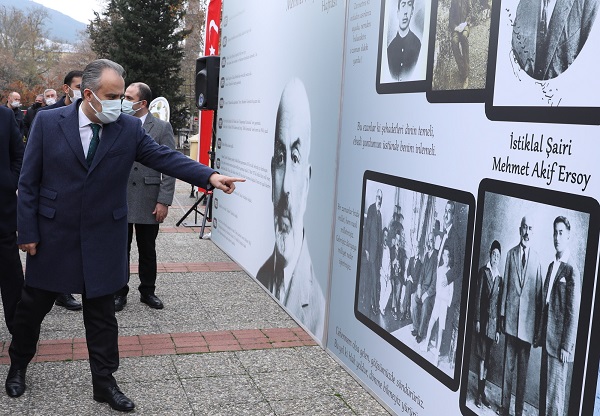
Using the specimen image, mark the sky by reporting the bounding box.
[31,0,104,24]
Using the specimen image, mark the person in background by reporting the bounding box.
[0,105,25,334]
[114,82,175,311]
[5,92,25,139]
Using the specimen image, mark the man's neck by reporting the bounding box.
[136,108,150,119]
[398,28,410,38]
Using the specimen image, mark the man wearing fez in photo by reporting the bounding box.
[256,78,325,339]
[6,59,244,411]
[535,216,580,416]
[498,215,543,416]
[511,0,599,80]
[387,0,422,81]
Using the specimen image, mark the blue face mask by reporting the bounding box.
[89,90,122,124]
[121,100,141,115]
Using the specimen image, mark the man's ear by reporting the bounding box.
[141,100,148,109]
[83,89,94,101]
[62,84,69,95]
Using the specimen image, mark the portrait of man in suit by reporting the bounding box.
[364,189,384,317]
[511,0,599,80]
[498,215,543,416]
[536,216,580,416]
[6,59,243,411]
[256,78,325,339]
[387,0,422,81]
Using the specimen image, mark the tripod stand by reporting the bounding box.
[176,110,217,239]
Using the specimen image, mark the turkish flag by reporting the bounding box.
[198,0,222,171]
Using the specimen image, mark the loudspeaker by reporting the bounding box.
[195,56,220,110]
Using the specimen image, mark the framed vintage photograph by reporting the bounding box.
[426,0,495,103]
[460,178,599,416]
[376,0,433,94]
[484,0,600,124]
[354,170,475,391]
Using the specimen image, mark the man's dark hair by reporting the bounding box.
[131,82,153,104]
[64,70,83,86]
[554,216,571,231]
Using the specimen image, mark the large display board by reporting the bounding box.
[215,0,600,414]
[212,0,346,343]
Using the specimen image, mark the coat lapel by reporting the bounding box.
[88,118,123,171]
[143,115,156,136]
[58,104,87,169]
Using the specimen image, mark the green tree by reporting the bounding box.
[88,0,192,131]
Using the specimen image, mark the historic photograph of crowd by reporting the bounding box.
[461,189,593,416]
[355,176,472,384]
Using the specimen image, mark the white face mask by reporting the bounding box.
[121,100,141,115]
[10,101,20,108]
[89,90,122,124]
[45,98,56,106]
[69,87,82,101]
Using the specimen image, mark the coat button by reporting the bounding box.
[134,167,138,171]
[132,182,136,186]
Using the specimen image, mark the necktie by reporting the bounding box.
[539,0,549,39]
[86,123,101,167]
[521,249,526,269]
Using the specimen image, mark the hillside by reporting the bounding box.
[0,0,88,44]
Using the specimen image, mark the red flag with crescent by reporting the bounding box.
[198,0,221,169]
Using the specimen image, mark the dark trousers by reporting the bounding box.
[117,223,159,297]
[0,232,24,334]
[418,294,435,338]
[369,260,381,312]
[502,334,532,416]
[451,28,470,80]
[9,285,119,388]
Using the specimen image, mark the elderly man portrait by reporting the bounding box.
[256,78,325,339]
[536,216,580,416]
[498,215,543,416]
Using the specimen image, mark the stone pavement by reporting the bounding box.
[0,180,391,415]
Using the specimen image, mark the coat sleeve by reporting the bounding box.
[134,129,215,189]
[17,111,44,244]
[156,121,176,206]
[561,263,580,355]
[8,109,24,188]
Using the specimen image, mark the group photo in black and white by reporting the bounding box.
[355,173,474,388]
[461,183,598,416]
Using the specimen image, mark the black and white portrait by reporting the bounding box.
[485,0,600,124]
[461,180,598,416]
[427,0,493,102]
[511,0,598,81]
[355,172,475,391]
[377,0,432,93]
[255,78,325,340]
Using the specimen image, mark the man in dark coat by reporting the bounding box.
[0,106,25,334]
[5,59,244,411]
[364,189,384,315]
